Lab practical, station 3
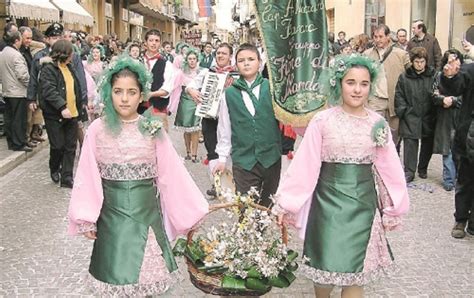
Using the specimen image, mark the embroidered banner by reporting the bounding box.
[254,0,329,127]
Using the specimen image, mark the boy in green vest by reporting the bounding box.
[213,43,281,207]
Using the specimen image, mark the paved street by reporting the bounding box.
[0,122,473,297]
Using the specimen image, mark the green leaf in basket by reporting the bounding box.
[246,266,262,279]
[172,238,187,256]
[185,241,205,264]
[245,277,271,292]
[286,262,299,272]
[197,264,228,274]
[268,275,290,288]
[280,270,297,284]
[206,266,229,274]
[287,250,298,263]
[221,275,247,290]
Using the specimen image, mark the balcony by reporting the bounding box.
[174,5,195,25]
[129,0,172,21]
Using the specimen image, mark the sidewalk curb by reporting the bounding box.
[0,140,48,177]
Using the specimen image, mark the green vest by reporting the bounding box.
[199,53,213,68]
[225,79,281,171]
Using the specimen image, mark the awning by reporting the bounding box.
[9,0,60,22]
[51,0,94,27]
[129,0,173,21]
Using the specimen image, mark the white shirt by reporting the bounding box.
[186,68,209,91]
[216,79,260,163]
[145,55,174,98]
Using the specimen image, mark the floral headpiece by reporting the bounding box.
[175,42,190,55]
[318,53,381,105]
[98,55,153,135]
[87,44,105,63]
[181,47,200,73]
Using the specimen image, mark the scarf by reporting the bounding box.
[144,52,161,70]
[212,65,235,88]
[232,73,264,109]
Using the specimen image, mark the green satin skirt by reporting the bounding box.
[89,179,177,285]
[174,87,201,131]
[303,162,377,274]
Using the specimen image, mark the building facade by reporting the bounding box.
[326,0,474,53]
[2,0,201,46]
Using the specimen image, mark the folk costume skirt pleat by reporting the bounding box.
[303,163,377,277]
[89,179,177,285]
[174,87,201,131]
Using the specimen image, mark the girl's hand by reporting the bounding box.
[212,162,226,175]
[83,231,97,240]
[61,108,73,119]
[187,88,202,104]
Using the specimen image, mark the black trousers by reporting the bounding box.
[403,137,433,178]
[44,118,78,181]
[232,159,281,208]
[4,97,27,150]
[454,157,474,224]
[202,117,218,161]
[281,135,295,155]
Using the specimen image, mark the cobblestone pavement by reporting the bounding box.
[1,121,473,297]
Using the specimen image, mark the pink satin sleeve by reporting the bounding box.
[67,120,104,235]
[154,131,209,240]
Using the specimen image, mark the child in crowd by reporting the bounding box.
[274,54,409,298]
[67,56,208,296]
[213,43,282,207]
[172,48,204,162]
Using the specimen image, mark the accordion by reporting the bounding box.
[195,71,228,119]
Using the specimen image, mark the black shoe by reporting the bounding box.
[405,175,414,183]
[13,145,33,152]
[451,222,466,239]
[60,178,74,189]
[50,171,60,183]
[418,172,427,179]
[443,185,454,191]
[467,222,474,236]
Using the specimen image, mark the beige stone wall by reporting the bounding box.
[331,0,365,38]
[325,0,462,53]
[385,0,411,37]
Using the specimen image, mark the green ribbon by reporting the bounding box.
[232,73,265,110]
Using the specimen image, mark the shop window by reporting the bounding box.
[450,0,474,50]
[106,18,113,35]
[365,0,386,35]
[411,0,437,35]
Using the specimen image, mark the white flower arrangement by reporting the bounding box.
[371,119,389,147]
[138,116,163,137]
[173,185,298,293]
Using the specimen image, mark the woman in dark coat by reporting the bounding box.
[439,53,474,239]
[39,40,85,188]
[432,49,463,191]
[395,47,437,182]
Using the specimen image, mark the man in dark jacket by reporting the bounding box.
[27,23,88,121]
[407,20,442,70]
[27,23,87,186]
[395,47,436,183]
[440,53,474,239]
[39,40,85,188]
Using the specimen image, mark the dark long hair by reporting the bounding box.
[50,40,73,63]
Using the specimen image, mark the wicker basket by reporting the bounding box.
[184,202,288,296]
